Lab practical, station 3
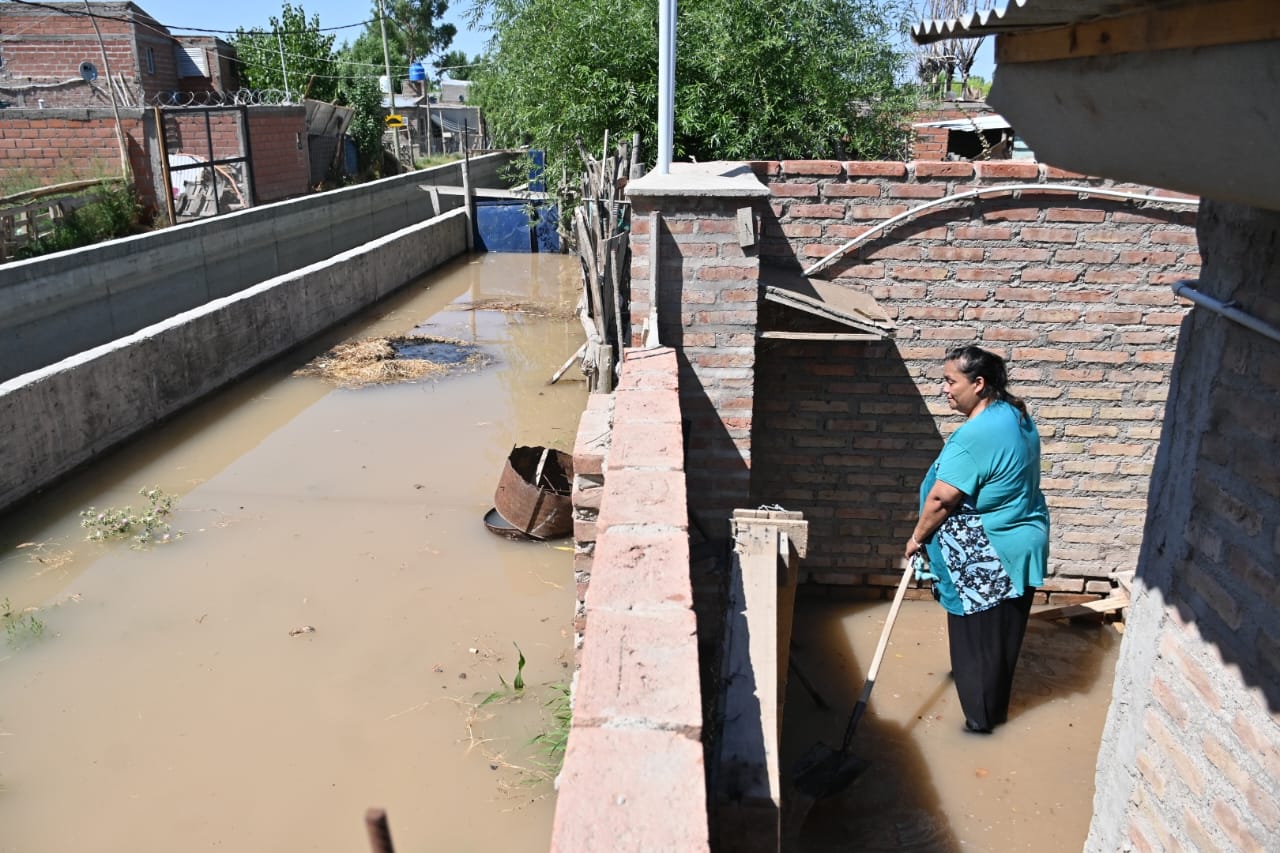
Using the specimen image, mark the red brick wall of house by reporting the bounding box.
[746,159,1200,600]
[0,109,157,209]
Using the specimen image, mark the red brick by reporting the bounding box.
[1021,226,1078,243]
[888,184,948,199]
[913,161,973,177]
[974,161,1040,179]
[597,468,687,532]
[954,225,1012,240]
[823,183,882,198]
[844,161,906,177]
[1150,229,1197,245]
[926,247,984,261]
[1021,267,1081,283]
[781,159,842,176]
[769,183,819,198]
[1045,207,1106,222]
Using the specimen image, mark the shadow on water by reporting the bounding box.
[782,598,959,853]
[781,595,1119,852]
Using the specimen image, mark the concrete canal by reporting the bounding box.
[0,253,585,852]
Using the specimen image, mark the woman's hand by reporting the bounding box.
[905,535,923,560]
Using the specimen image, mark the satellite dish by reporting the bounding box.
[79,61,98,82]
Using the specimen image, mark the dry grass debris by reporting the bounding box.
[294,335,490,388]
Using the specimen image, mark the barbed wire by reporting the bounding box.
[147,88,296,107]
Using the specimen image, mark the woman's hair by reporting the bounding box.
[946,345,1028,418]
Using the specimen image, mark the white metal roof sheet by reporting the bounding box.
[912,0,1165,44]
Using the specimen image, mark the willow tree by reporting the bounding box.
[470,0,918,166]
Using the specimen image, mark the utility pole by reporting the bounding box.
[377,0,402,167]
[276,31,292,102]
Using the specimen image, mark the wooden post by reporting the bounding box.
[460,140,475,252]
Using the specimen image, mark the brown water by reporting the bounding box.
[784,596,1120,852]
[0,253,587,853]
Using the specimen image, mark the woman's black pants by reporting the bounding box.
[947,590,1036,731]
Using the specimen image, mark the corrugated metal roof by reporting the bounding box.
[912,0,1163,44]
[913,114,1013,131]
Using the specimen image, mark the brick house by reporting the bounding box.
[0,4,310,217]
[0,1,237,109]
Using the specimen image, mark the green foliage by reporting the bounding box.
[12,183,143,260]
[341,1,458,80]
[2,598,46,646]
[80,487,182,549]
[337,73,387,175]
[530,682,571,775]
[234,3,339,101]
[479,642,527,706]
[471,0,919,168]
[434,48,480,80]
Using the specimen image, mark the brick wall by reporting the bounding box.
[1087,200,1280,853]
[246,107,310,202]
[0,5,227,108]
[0,108,156,208]
[747,159,1199,600]
[628,198,762,539]
[557,348,708,852]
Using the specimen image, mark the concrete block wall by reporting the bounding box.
[555,347,708,853]
[0,208,469,516]
[1087,201,1280,853]
[0,151,515,383]
[748,159,1200,599]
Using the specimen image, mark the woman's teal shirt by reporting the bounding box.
[919,400,1050,615]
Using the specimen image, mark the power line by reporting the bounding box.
[3,0,376,37]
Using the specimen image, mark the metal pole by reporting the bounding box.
[276,31,292,102]
[657,0,676,174]
[377,0,401,167]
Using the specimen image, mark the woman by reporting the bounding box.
[904,345,1049,734]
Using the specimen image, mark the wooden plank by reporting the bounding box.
[1031,591,1129,621]
[760,332,885,341]
[997,0,1279,65]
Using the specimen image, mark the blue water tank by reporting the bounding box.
[408,62,426,82]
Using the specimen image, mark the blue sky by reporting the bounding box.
[128,0,492,61]
[117,0,997,82]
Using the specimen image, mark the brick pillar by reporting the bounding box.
[626,163,771,543]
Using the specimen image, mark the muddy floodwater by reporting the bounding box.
[784,595,1121,851]
[0,253,586,852]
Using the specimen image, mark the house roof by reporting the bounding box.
[909,0,1280,211]
[912,0,1161,45]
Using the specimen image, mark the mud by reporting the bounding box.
[0,253,587,852]
[783,596,1120,851]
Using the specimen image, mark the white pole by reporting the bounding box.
[377,0,401,166]
[276,31,292,102]
[657,0,675,174]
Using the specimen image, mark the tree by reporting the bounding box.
[233,3,339,102]
[916,0,989,100]
[341,1,457,77]
[470,0,918,167]
[435,49,480,80]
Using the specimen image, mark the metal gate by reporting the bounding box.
[153,106,256,224]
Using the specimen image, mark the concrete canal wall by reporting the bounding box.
[0,206,469,515]
[0,152,514,383]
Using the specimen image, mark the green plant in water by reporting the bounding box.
[80,487,182,548]
[530,681,572,775]
[2,597,46,646]
[480,642,526,706]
